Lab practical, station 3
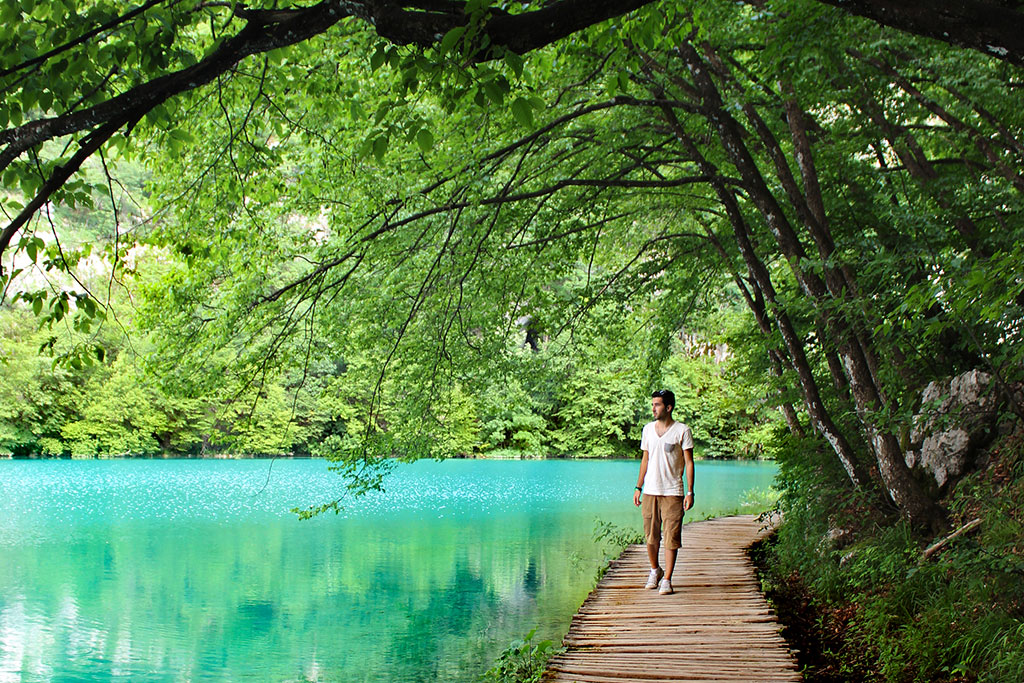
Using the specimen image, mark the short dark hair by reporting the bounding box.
[651,389,675,410]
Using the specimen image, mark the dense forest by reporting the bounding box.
[2,1,1024,679]
[1,242,773,461]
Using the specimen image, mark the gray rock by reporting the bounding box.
[916,429,971,487]
[905,370,997,490]
[911,370,993,444]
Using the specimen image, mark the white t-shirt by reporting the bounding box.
[640,420,693,496]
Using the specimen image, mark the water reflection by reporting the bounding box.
[0,459,777,681]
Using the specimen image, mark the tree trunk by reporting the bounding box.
[858,95,986,255]
[678,41,946,528]
[851,49,1024,194]
[656,100,873,490]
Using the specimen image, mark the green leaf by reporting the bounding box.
[416,128,434,154]
[36,89,54,112]
[370,46,386,72]
[357,136,374,159]
[177,49,198,68]
[466,0,492,13]
[21,88,37,112]
[618,70,631,92]
[168,128,194,144]
[439,26,466,55]
[107,133,127,154]
[510,97,534,128]
[267,48,287,66]
[504,51,524,78]
[146,103,170,125]
[372,134,388,161]
[483,78,506,105]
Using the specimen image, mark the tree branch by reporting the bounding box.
[1,0,659,270]
[816,0,1024,66]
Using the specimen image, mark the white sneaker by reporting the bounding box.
[658,578,673,595]
[644,567,664,589]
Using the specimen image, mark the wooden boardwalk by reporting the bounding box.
[544,515,801,683]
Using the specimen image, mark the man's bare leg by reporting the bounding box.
[664,547,678,581]
[643,542,666,588]
[647,542,660,570]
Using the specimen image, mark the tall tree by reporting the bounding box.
[3,1,1022,529]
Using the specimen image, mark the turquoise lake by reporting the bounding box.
[0,458,777,682]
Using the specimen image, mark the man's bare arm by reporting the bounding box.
[682,447,694,511]
[634,450,649,506]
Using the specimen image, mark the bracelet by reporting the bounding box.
[686,491,694,496]
[635,486,642,491]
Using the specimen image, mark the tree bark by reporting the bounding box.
[857,94,986,255]
[702,222,806,438]
[733,91,853,399]
[816,0,1024,66]
[850,49,1024,194]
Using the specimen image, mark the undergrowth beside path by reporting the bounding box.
[752,425,1024,683]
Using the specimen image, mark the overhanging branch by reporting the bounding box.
[0,0,659,269]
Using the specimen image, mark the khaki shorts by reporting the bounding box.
[641,494,685,549]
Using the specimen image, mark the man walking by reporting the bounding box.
[633,389,694,595]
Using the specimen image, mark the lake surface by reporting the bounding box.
[0,458,777,682]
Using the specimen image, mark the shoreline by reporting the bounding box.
[1,452,775,462]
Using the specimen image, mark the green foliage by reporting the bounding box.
[4,4,1024,681]
[477,376,549,455]
[59,357,168,457]
[1,253,380,460]
[480,628,559,683]
[590,520,645,584]
[662,303,786,459]
[5,0,1022,534]
[0,309,84,456]
[738,486,781,513]
[1,229,771,462]
[594,519,645,549]
[763,426,1024,682]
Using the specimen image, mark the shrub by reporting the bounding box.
[480,629,559,683]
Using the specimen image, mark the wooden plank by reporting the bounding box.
[542,514,801,683]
